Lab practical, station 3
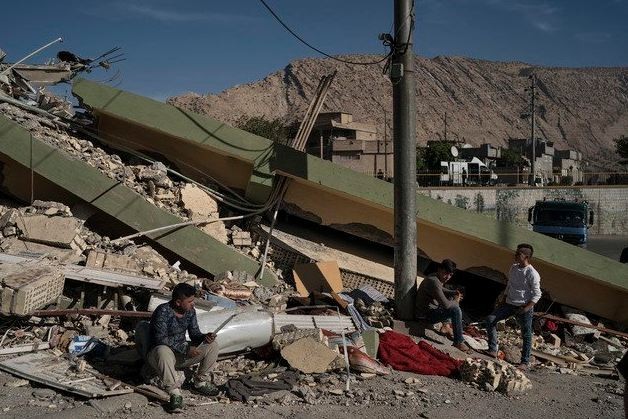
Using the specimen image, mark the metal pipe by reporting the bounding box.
[31,309,152,318]
[0,37,63,77]
[110,214,255,244]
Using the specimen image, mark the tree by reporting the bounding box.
[500,148,525,167]
[235,116,297,145]
[614,135,628,162]
[424,142,452,171]
[416,147,427,171]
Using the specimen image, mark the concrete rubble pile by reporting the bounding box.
[0,74,625,415]
[489,312,626,378]
[1,44,122,118]
[459,358,532,394]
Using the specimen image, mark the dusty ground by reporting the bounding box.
[0,363,624,419]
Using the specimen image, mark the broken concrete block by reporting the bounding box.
[547,333,561,348]
[459,358,532,395]
[562,307,597,336]
[84,325,109,339]
[501,345,521,364]
[115,329,129,341]
[97,315,111,327]
[268,294,287,307]
[86,250,142,274]
[272,328,325,351]
[0,265,65,315]
[0,209,19,229]
[16,215,84,251]
[2,226,17,237]
[280,337,338,374]
[137,163,172,188]
[232,231,252,247]
[31,200,72,217]
[180,184,218,216]
[178,183,229,243]
[231,271,255,284]
[214,271,233,282]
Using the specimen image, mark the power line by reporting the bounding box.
[258,0,392,66]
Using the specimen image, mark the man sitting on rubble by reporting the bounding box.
[415,259,470,352]
[484,243,542,370]
[147,283,219,411]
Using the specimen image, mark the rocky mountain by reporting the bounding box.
[168,55,628,168]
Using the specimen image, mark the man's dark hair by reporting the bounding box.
[517,243,534,258]
[440,259,457,274]
[172,283,196,301]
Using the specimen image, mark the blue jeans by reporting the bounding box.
[427,305,464,345]
[486,304,534,364]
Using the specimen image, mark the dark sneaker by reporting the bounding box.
[453,342,473,354]
[516,363,530,371]
[193,382,220,397]
[167,393,183,413]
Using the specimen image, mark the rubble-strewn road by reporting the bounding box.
[0,367,624,418]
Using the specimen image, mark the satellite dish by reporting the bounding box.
[450,146,459,157]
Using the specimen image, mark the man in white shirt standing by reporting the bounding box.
[485,243,542,370]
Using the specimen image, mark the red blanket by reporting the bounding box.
[378,330,462,377]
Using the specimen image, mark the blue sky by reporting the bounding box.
[1,0,626,100]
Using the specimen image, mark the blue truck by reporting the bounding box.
[528,199,594,247]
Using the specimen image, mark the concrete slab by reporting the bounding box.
[16,215,83,250]
[180,184,228,243]
[1,264,65,315]
[280,337,338,374]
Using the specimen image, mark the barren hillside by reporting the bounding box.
[168,55,628,167]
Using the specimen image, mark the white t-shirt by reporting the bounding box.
[505,263,542,306]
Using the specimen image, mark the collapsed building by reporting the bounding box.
[0,63,626,411]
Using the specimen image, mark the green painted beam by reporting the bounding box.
[72,80,627,298]
[272,142,628,290]
[73,78,275,203]
[0,116,277,286]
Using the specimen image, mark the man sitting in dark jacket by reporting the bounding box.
[147,283,219,411]
[415,259,470,352]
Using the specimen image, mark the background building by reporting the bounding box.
[306,112,394,178]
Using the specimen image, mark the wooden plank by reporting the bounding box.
[0,342,51,355]
[535,313,628,339]
[0,351,133,398]
[293,261,344,297]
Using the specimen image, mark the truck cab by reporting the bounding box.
[528,200,594,246]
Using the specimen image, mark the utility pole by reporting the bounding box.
[529,74,536,186]
[383,108,388,177]
[392,0,417,320]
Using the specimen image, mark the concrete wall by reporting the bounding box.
[418,186,628,235]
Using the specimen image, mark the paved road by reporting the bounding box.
[586,235,628,261]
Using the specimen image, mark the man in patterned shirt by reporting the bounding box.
[146,283,219,411]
